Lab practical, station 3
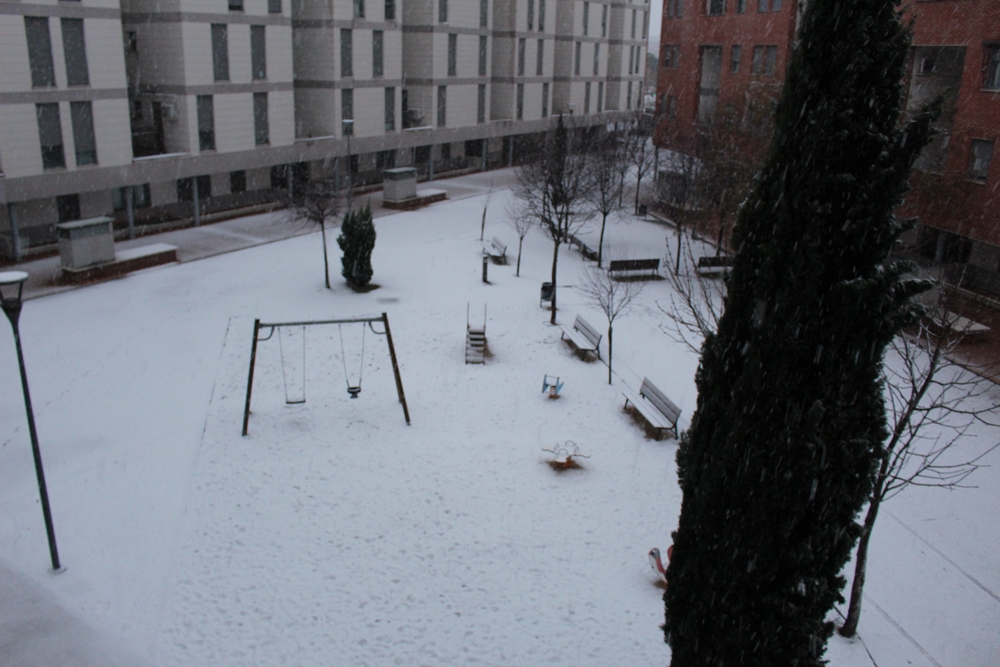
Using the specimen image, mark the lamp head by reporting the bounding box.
[0,271,28,323]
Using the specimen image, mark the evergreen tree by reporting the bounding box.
[337,203,376,289]
[663,2,936,665]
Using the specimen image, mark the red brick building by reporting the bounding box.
[654,0,1000,298]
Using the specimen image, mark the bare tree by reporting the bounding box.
[579,263,646,384]
[622,112,658,215]
[839,302,1000,637]
[513,115,593,324]
[658,153,700,276]
[506,200,533,277]
[658,255,1000,638]
[479,180,495,242]
[283,179,343,289]
[586,132,627,268]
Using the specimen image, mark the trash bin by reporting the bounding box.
[540,282,554,307]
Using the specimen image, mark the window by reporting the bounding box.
[736,0,746,13]
[251,26,266,80]
[985,45,1000,90]
[757,0,780,11]
[542,82,549,117]
[177,175,211,201]
[230,171,247,194]
[479,36,488,76]
[376,150,396,169]
[125,31,138,53]
[516,83,524,119]
[631,9,637,38]
[197,95,215,150]
[537,39,544,76]
[268,0,282,14]
[440,143,451,162]
[601,5,608,36]
[341,89,354,133]
[448,34,457,76]
[575,41,581,75]
[229,0,244,10]
[707,0,725,15]
[969,140,994,181]
[132,100,143,120]
[764,45,777,76]
[385,0,396,20]
[597,81,604,112]
[667,94,676,119]
[438,85,447,126]
[663,44,679,69]
[480,0,489,27]
[583,2,589,35]
[36,103,64,169]
[385,87,395,131]
[731,44,741,72]
[593,42,599,75]
[643,11,649,39]
[113,184,151,210]
[25,17,56,88]
[56,195,81,223]
[341,29,353,77]
[478,84,486,123]
[212,24,229,81]
[751,45,764,74]
[527,0,534,30]
[70,101,97,165]
[538,0,545,31]
[374,30,384,77]
[61,19,89,86]
[627,81,633,110]
[697,45,722,124]
[629,46,635,74]
[354,0,364,18]
[518,38,526,76]
[439,0,447,23]
[254,93,269,145]
[584,82,591,114]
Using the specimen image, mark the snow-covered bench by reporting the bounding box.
[934,309,991,338]
[695,255,733,276]
[560,315,602,360]
[609,259,660,280]
[483,236,507,264]
[622,377,681,440]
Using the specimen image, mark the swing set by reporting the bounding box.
[242,313,410,435]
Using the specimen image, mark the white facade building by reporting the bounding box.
[0,0,648,261]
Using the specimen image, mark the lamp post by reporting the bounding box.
[0,271,61,572]
[342,119,355,211]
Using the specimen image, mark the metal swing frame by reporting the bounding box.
[242,312,410,435]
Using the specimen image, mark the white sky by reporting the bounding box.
[648,0,663,53]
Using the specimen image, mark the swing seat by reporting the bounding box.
[347,386,362,399]
[285,398,306,405]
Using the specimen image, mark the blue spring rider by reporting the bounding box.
[542,374,564,399]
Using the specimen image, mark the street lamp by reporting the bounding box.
[342,119,355,211]
[0,271,61,572]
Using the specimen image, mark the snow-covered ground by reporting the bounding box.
[0,186,997,666]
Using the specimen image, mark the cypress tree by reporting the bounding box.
[663,1,936,665]
[337,203,376,289]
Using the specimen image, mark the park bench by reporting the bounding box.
[483,237,507,264]
[560,314,602,359]
[696,255,734,276]
[622,377,682,440]
[569,234,599,261]
[608,259,661,280]
[931,309,991,339]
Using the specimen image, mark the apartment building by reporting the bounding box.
[653,0,1000,299]
[0,0,649,262]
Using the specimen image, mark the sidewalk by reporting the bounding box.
[9,168,519,302]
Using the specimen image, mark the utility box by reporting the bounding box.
[56,217,116,269]
[383,167,418,203]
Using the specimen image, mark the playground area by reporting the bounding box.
[0,182,997,666]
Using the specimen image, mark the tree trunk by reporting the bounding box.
[598,212,609,268]
[675,223,683,276]
[840,490,882,637]
[550,239,560,325]
[716,210,726,256]
[634,174,642,215]
[516,236,524,277]
[481,207,487,241]
[320,220,331,289]
[607,325,613,384]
